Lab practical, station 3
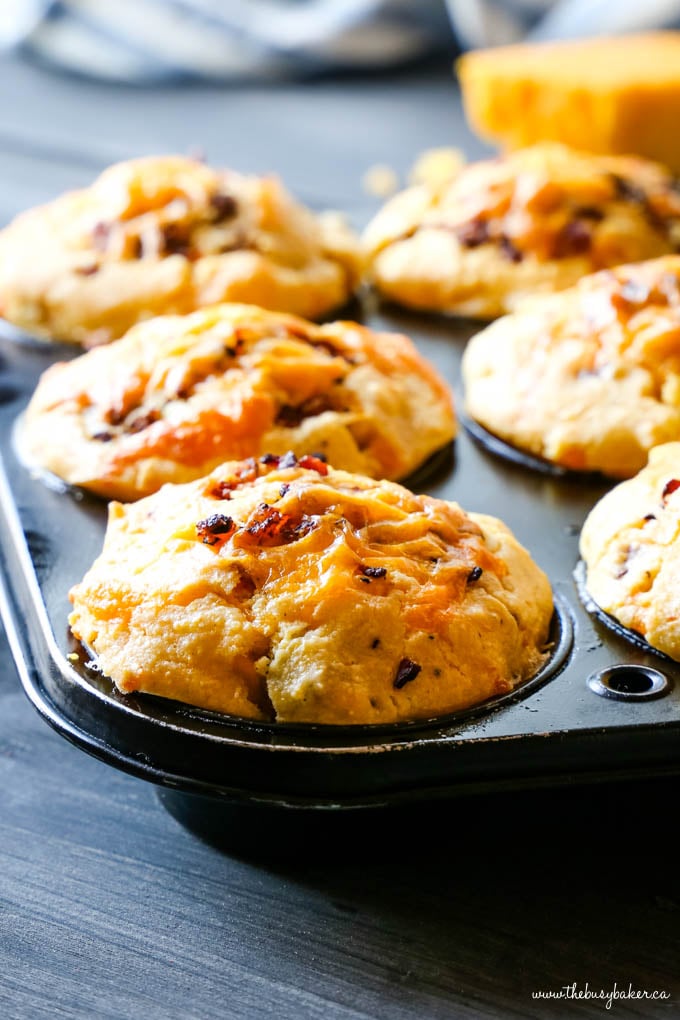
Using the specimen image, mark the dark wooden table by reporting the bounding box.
[1,53,679,1019]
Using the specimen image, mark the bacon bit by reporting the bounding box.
[278,323,350,362]
[75,264,100,276]
[243,503,317,546]
[223,338,245,358]
[499,235,523,263]
[611,174,647,206]
[360,565,387,579]
[91,430,113,442]
[393,658,421,690]
[127,409,161,433]
[467,566,483,583]
[196,513,235,545]
[104,405,126,426]
[161,224,190,257]
[92,221,111,251]
[210,192,238,221]
[207,458,258,498]
[279,322,313,342]
[260,452,280,466]
[552,221,591,258]
[313,339,349,360]
[662,479,680,502]
[457,218,489,248]
[209,482,232,500]
[298,454,329,476]
[275,395,335,427]
[574,206,605,222]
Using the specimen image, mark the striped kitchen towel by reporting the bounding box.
[1,0,679,82]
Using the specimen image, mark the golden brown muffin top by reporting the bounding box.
[22,303,455,499]
[0,155,361,344]
[364,143,680,269]
[69,457,552,723]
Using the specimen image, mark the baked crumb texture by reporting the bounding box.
[463,255,680,478]
[22,303,455,500]
[0,155,361,344]
[69,458,553,724]
[362,143,680,318]
[581,442,680,660]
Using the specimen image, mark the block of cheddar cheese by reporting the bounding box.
[458,33,680,172]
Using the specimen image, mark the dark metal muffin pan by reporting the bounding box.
[2,305,680,819]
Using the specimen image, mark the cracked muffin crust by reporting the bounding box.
[463,256,680,478]
[580,442,680,659]
[21,303,455,500]
[68,456,553,724]
[362,143,680,319]
[0,155,360,345]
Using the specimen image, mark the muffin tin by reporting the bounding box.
[2,302,680,821]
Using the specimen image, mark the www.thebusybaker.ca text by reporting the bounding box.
[532,982,670,1010]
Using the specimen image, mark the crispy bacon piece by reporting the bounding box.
[499,235,523,263]
[275,396,336,428]
[241,503,318,547]
[298,454,329,475]
[552,221,591,258]
[457,218,489,248]
[207,458,259,498]
[393,658,422,690]
[359,565,387,579]
[161,223,191,257]
[259,451,328,475]
[210,192,238,221]
[127,409,161,433]
[662,478,680,502]
[610,173,648,207]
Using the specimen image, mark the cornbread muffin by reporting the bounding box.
[21,303,455,500]
[580,442,680,660]
[362,143,680,318]
[458,34,680,172]
[68,456,553,724]
[463,257,680,478]
[0,155,360,345]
